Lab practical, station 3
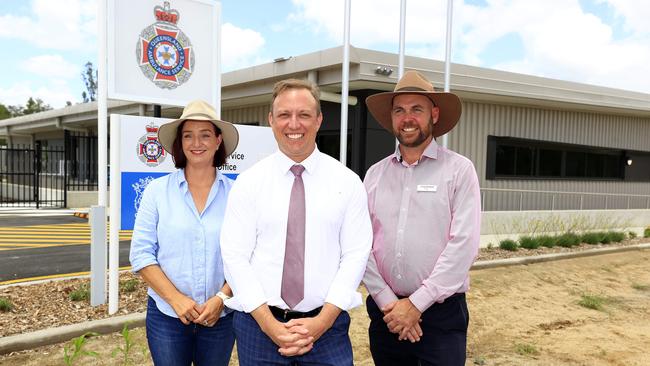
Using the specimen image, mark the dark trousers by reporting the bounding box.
[146,296,235,366]
[367,294,469,366]
[233,310,353,366]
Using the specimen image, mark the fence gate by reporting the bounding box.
[0,143,66,208]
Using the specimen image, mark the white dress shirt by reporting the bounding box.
[221,147,372,313]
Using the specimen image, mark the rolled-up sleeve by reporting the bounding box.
[129,181,160,273]
[324,179,373,310]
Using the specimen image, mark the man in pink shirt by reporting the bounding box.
[363,70,481,365]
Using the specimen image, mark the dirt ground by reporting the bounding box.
[2,248,649,365]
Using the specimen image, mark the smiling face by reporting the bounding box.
[391,93,439,148]
[268,87,323,163]
[180,120,222,168]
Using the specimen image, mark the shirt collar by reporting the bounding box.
[175,168,224,191]
[275,146,320,176]
[392,138,439,166]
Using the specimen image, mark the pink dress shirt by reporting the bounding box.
[363,139,481,313]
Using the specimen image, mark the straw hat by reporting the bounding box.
[365,70,462,137]
[157,100,239,156]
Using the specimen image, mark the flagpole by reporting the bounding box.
[339,0,351,165]
[442,0,453,148]
[396,0,406,149]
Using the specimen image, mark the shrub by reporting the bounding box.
[0,297,14,312]
[578,294,606,311]
[608,231,625,243]
[628,231,637,239]
[538,235,557,248]
[515,343,539,356]
[581,232,601,245]
[519,236,540,249]
[120,279,139,293]
[599,232,612,244]
[69,284,90,302]
[499,239,518,251]
[557,233,580,247]
[644,227,650,238]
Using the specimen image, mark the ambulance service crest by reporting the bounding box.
[136,1,195,89]
[137,123,166,167]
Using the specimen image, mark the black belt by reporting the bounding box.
[269,306,322,321]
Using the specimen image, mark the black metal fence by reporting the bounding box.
[0,143,66,207]
[0,132,98,208]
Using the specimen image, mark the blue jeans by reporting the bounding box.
[146,296,235,366]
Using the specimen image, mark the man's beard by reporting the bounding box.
[395,118,434,148]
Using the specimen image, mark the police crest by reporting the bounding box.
[136,1,195,89]
[137,123,166,167]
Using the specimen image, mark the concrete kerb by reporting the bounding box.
[1,242,649,356]
[0,312,145,355]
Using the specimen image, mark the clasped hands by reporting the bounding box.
[262,313,332,357]
[382,298,423,343]
[170,294,224,327]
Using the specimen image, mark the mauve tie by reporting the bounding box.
[281,164,306,309]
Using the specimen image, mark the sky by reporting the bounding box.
[0,0,648,108]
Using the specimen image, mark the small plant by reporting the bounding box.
[486,242,494,250]
[112,323,143,365]
[632,283,650,291]
[499,239,518,251]
[515,342,539,356]
[538,235,557,248]
[557,233,580,247]
[599,232,612,244]
[473,355,487,365]
[581,232,602,245]
[608,231,625,243]
[578,294,606,311]
[120,279,139,293]
[644,227,650,238]
[628,231,637,239]
[69,284,90,302]
[0,297,14,312]
[63,332,98,366]
[519,236,540,249]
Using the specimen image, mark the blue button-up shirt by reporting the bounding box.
[129,169,233,318]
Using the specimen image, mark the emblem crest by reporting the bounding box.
[136,1,195,89]
[137,123,166,167]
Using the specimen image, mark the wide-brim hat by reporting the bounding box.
[366,70,462,137]
[158,100,239,156]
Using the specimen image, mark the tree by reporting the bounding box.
[23,97,52,115]
[81,61,98,102]
[0,103,10,120]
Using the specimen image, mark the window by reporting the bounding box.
[487,136,630,180]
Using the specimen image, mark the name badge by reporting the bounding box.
[417,184,437,192]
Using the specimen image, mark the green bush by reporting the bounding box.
[608,231,625,243]
[69,284,90,302]
[581,232,602,245]
[499,239,519,251]
[0,297,14,312]
[557,233,581,247]
[628,231,637,239]
[599,232,612,244]
[120,279,139,293]
[538,235,557,248]
[644,227,650,238]
[519,236,540,249]
[578,294,606,311]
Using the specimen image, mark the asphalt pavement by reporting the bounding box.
[0,208,131,284]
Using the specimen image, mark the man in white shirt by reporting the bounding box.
[221,78,372,365]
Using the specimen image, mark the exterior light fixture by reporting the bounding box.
[273,56,292,63]
[626,158,633,166]
[375,66,393,76]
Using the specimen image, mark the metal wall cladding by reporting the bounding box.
[447,101,650,211]
[222,105,270,126]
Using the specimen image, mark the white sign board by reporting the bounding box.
[112,114,276,230]
[107,0,219,106]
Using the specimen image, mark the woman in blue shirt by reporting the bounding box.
[129,100,239,366]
